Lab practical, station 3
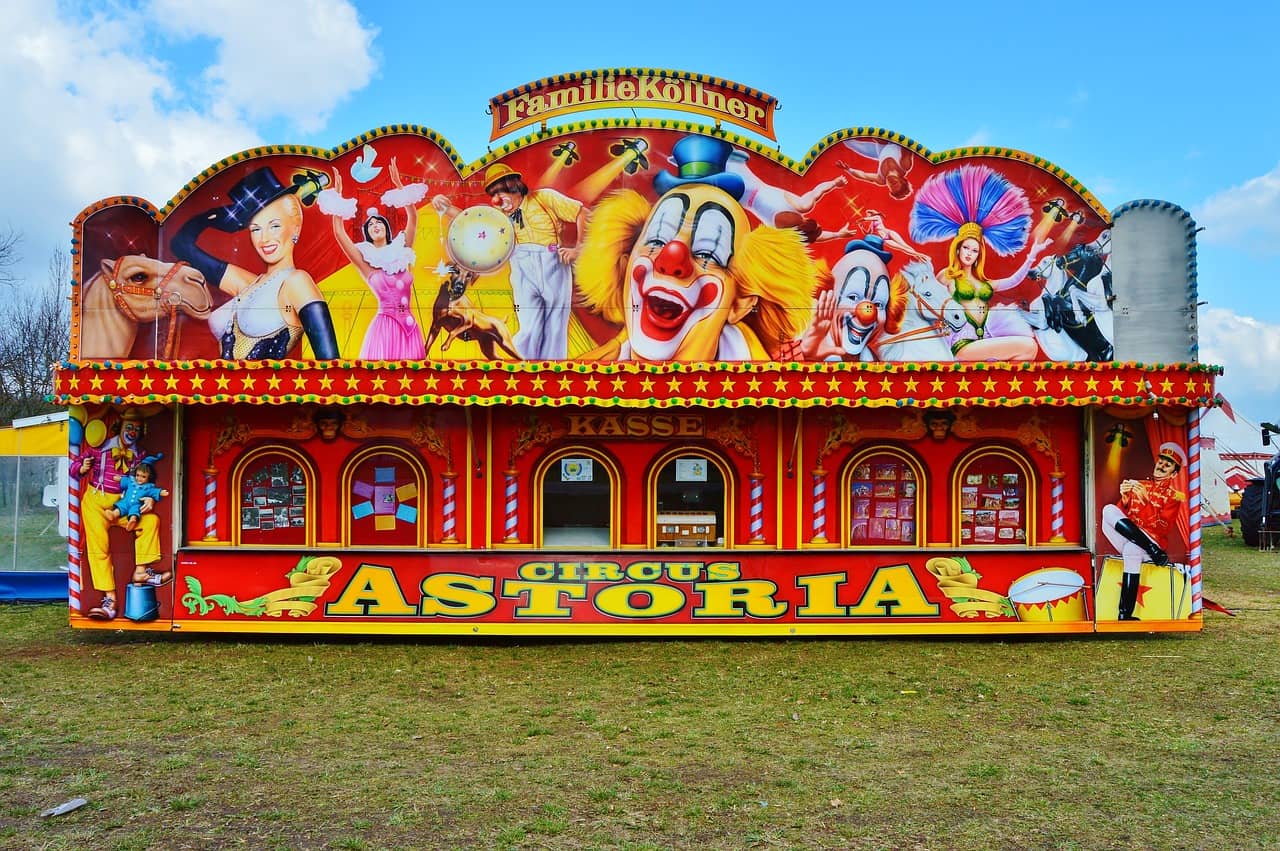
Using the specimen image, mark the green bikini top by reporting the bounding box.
[950,273,994,302]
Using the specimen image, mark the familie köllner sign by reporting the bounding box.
[488,69,778,141]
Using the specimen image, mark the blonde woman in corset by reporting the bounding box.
[171,167,338,359]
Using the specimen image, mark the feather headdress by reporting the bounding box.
[908,165,1031,257]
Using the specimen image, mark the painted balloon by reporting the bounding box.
[446,206,516,274]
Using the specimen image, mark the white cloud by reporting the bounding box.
[962,128,992,147]
[1199,307,1280,423]
[1082,175,1120,204]
[0,0,377,285]
[149,0,379,133]
[1195,163,1280,256]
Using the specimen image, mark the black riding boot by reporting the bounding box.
[1114,517,1169,566]
[1117,572,1141,621]
[1065,316,1114,362]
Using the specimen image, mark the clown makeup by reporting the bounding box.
[689,205,735,268]
[832,250,891,357]
[626,188,745,361]
[489,188,521,215]
[643,194,687,247]
[120,420,142,445]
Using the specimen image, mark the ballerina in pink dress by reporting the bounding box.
[320,158,429,359]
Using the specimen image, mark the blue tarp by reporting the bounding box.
[0,571,68,602]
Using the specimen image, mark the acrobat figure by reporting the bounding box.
[725,149,855,242]
[860,210,931,264]
[318,157,430,359]
[106,461,169,533]
[1101,442,1187,620]
[838,140,914,200]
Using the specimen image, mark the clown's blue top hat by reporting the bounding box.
[843,234,893,263]
[654,136,745,200]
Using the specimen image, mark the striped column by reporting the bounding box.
[203,466,219,540]
[1187,410,1203,614]
[810,468,827,543]
[1049,471,1066,543]
[749,473,764,543]
[441,471,458,543]
[503,468,520,543]
[67,444,83,614]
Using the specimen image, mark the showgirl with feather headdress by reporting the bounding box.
[908,164,1053,360]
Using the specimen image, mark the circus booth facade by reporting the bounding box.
[53,69,1219,636]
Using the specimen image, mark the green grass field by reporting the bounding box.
[2,527,1277,850]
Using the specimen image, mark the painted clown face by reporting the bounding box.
[625,185,754,361]
[120,419,142,447]
[830,247,892,358]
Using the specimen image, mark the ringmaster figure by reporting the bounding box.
[1101,442,1187,620]
[432,165,588,360]
[76,410,168,620]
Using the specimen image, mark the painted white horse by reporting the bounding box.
[79,255,214,359]
[874,260,960,362]
[1021,230,1114,362]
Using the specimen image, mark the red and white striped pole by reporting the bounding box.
[810,468,827,543]
[441,470,458,544]
[1049,470,1066,543]
[1187,409,1203,615]
[503,468,519,543]
[203,466,219,540]
[749,473,764,543]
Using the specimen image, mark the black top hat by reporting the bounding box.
[220,167,329,231]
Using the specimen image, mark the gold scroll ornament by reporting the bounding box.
[257,557,344,617]
[925,557,1015,619]
[182,556,345,619]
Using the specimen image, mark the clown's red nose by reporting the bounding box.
[654,240,694,279]
[855,301,878,325]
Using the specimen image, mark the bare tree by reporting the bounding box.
[0,227,18,288]
[0,249,70,422]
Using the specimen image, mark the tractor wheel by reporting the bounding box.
[1239,480,1264,547]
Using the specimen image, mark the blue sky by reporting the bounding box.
[5,0,1279,437]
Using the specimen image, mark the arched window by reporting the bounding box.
[952,446,1037,546]
[535,447,620,548]
[843,446,926,547]
[648,449,732,548]
[341,445,429,548]
[231,447,316,547]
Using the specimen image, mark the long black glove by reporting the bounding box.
[170,208,234,287]
[298,300,339,360]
